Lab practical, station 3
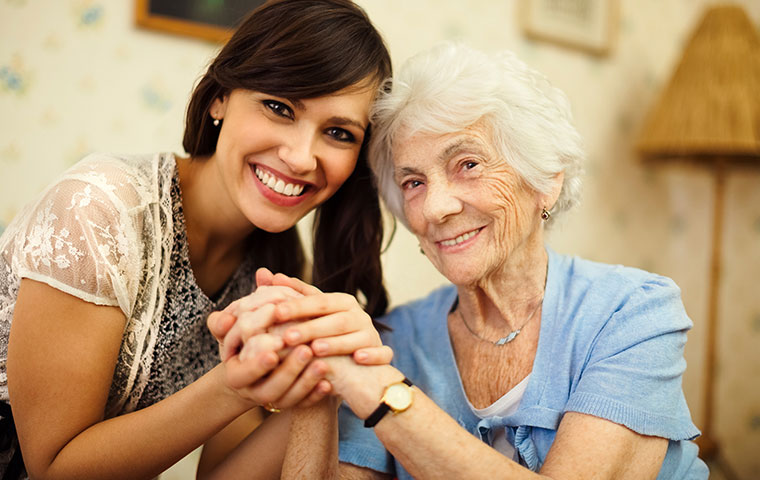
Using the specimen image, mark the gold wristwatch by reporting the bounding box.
[363,377,414,428]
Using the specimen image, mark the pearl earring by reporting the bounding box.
[213,118,220,127]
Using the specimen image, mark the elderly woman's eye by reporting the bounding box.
[403,179,423,190]
[464,161,478,170]
[263,100,294,120]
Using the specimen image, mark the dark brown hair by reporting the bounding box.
[183,0,391,317]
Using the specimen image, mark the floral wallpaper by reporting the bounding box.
[1,0,759,478]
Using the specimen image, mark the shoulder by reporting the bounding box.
[57,152,172,209]
[550,250,684,316]
[553,249,678,295]
[546,249,692,353]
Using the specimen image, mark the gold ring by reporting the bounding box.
[264,403,281,413]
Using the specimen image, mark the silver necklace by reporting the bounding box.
[458,299,543,345]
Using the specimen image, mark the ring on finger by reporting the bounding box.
[264,402,281,413]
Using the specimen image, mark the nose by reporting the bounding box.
[278,130,318,175]
[422,179,463,224]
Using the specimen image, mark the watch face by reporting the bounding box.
[385,382,413,412]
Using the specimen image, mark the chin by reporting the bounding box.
[255,220,300,233]
[438,267,483,288]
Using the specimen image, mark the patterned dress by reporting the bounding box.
[0,153,257,478]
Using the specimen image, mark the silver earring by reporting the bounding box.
[213,118,220,127]
[541,207,551,221]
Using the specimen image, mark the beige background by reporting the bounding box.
[1,0,759,478]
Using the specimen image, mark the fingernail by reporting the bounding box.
[298,346,311,362]
[286,330,301,344]
[355,351,368,361]
[311,362,327,375]
[312,340,327,355]
[263,353,277,368]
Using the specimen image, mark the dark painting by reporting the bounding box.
[136,0,267,42]
[148,0,266,30]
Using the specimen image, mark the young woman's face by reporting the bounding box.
[210,85,375,232]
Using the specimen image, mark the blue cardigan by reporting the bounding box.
[338,248,708,479]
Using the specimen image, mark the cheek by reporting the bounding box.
[484,175,534,243]
[403,196,426,236]
[325,151,359,185]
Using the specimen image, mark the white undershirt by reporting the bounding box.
[466,374,531,460]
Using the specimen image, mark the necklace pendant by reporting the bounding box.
[496,329,520,345]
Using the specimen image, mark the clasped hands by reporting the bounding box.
[207,267,392,411]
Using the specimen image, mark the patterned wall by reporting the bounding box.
[1,0,758,478]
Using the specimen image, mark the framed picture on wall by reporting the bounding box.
[135,0,266,43]
[520,0,619,56]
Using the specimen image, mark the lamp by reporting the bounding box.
[636,4,760,463]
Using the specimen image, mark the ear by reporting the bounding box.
[210,94,229,120]
[541,170,564,211]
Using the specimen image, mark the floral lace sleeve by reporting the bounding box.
[10,160,144,318]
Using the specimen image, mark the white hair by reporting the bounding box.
[368,43,585,227]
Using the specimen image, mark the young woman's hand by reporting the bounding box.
[267,273,394,366]
[208,268,303,361]
[223,330,332,410]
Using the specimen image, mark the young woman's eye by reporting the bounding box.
[326,127,356,143]
[263,100,294,120]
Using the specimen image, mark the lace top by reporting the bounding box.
[0,152,256,416]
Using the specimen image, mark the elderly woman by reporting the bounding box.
[214,43,708,479]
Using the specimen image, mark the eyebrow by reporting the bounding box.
[439,138,482,160]
[288,99,367,131]
[327,116,368,131]
[394,137,483,180]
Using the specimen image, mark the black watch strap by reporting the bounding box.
[363,377,413,428]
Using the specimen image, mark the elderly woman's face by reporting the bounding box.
[394,124,543,285]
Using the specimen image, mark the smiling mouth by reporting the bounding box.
[439,228,482,247]
[254,166,308,197]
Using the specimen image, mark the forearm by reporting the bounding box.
[281,397,341,479]
[374,389,543,480]
[199,409,293,480]
[332,363,545,480]
[38,365,251,480]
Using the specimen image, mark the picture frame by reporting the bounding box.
[520,0,619,56]
[135,0,266,43]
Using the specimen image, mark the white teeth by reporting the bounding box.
[254,167,306,197]
[440,228,480,247]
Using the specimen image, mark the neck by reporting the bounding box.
[177,156,255,267]
[456,228,548,332]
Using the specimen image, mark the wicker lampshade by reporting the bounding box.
[635,4,760,464]
[637,5,760,160]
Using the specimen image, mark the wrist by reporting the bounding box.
[329,363,405,420]
[214,363,258,412]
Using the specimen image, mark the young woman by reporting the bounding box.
[0,1,392,478]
